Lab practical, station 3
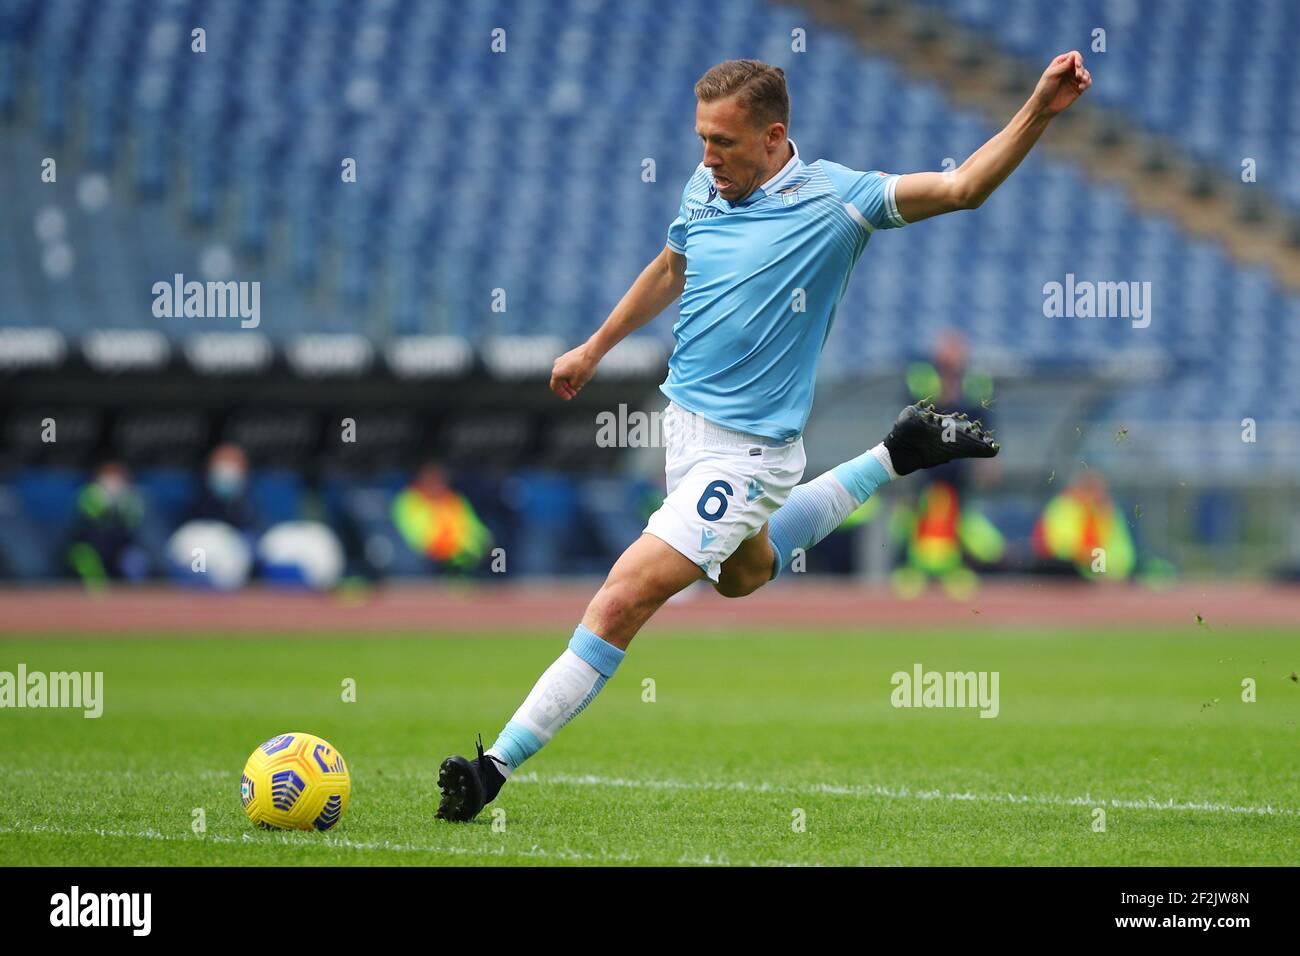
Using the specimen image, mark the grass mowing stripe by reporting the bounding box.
[0,824,809,867]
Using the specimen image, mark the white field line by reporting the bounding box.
[7,766,1296,818]
[508,773,1300,818]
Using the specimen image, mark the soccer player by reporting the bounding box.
[436,51,1091,821]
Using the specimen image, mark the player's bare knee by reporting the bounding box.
[714,567,765,599]
[587,586,632,631]
[589,578,658,631]
[712,578,745,599]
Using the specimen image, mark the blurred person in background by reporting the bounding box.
[889,480,1004,598]
[66,461,151,587]
[189,443,256,532]
[890,329,1004,597]
[392,461,493,572]
[905,329,994,441]
[167,444,258,589]
[1032,470,1134,580]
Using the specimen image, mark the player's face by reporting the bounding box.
[695,96,782,204]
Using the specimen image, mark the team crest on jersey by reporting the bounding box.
[777,183,803,206]
[774,183,806,208]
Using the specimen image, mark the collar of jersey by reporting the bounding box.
[719,138,802,209]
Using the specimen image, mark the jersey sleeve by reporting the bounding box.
[666,198,687,253]
[820,160,908,232]
[666,166,703,253]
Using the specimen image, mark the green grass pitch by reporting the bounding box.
[1,626,1297,866]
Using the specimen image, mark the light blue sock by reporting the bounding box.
[487,623,625,772]
[769,445,893,579]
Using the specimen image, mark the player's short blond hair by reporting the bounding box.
[694,59,790,130]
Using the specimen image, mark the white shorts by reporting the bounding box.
[643,402,807,582]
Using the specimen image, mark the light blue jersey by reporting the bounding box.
[662,140,908,442]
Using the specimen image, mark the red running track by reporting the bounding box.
[0,580,1296,635]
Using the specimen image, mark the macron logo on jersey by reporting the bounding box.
[689,181,723,222]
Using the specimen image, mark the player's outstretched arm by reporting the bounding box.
[893,51,1092,224]
[549,244,687,400]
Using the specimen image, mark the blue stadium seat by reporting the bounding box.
[0,0,1294,446]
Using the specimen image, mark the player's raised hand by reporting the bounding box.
[1030,51,1092,117]
[550,343,598,400]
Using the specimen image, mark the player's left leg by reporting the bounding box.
[713,444,888,597]
[714,523,779,597]
[716,402,999,596]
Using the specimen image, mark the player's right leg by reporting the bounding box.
[578,531,706,647]
[437,399,806,823]
[435,533,701,822]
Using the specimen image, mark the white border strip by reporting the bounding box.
[884,173,908,226]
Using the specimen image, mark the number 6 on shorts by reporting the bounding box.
[696,479,733,521]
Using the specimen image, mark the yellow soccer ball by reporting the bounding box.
[240,732,351,831]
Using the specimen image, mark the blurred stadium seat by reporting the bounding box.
[0,0,1293,407]
[916,0,1300,209]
